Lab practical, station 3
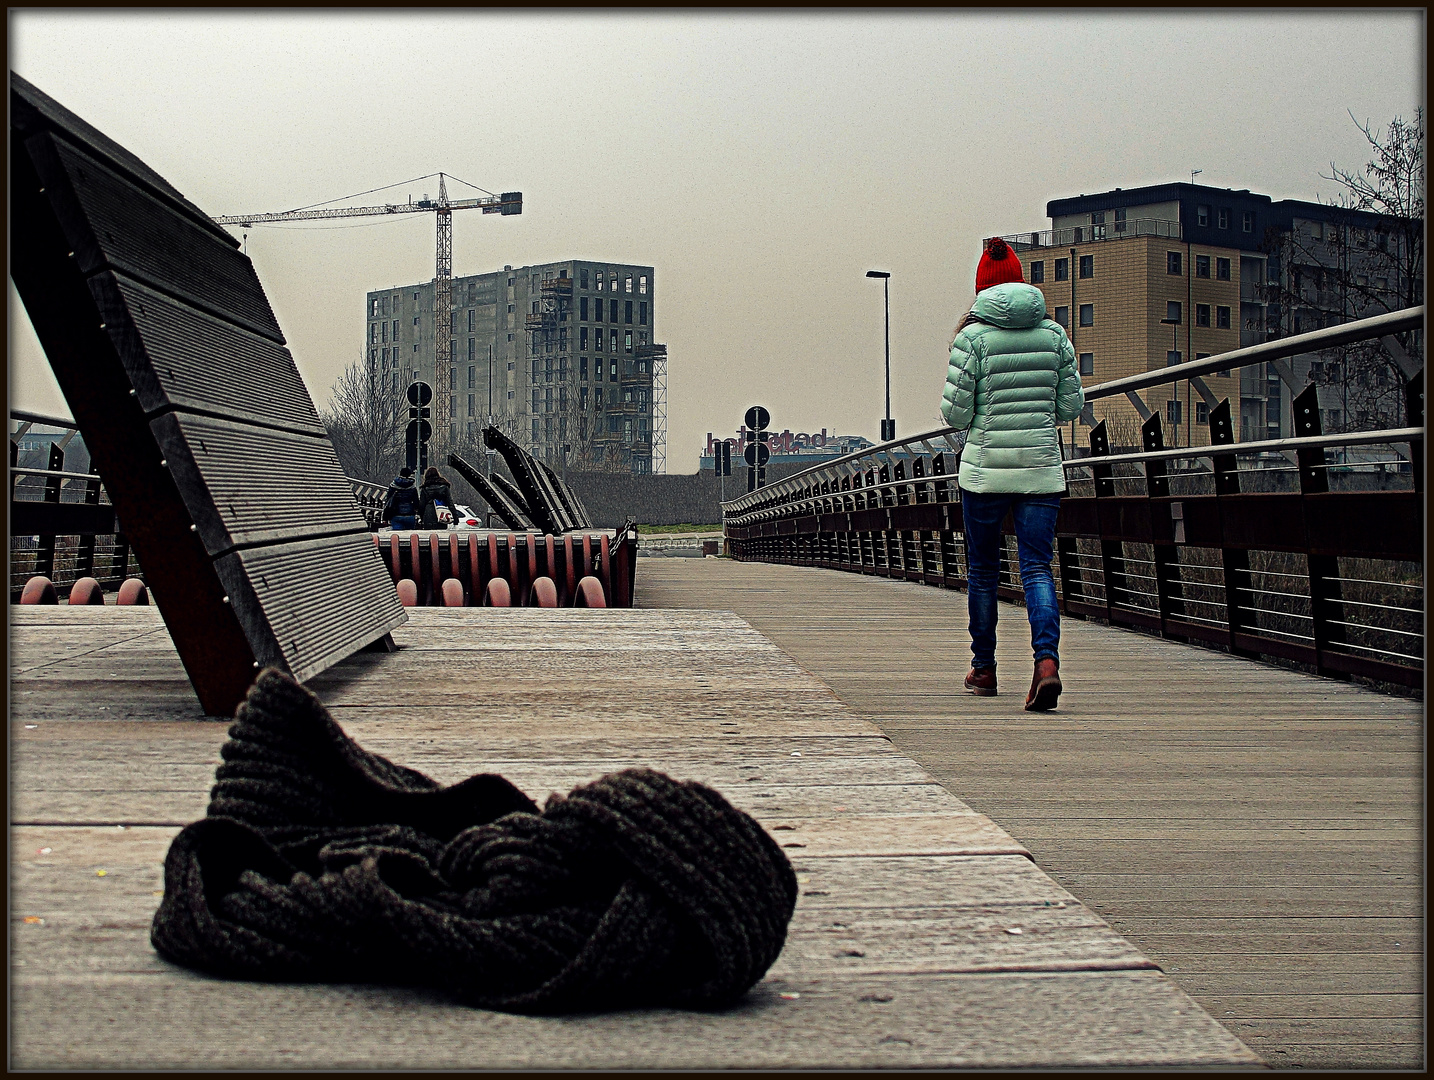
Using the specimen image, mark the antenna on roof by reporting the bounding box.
[1191,169,1203,184]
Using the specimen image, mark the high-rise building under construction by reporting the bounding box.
[365,260,665,474]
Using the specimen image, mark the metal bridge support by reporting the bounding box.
[1209,399,1258,659]
[1143,413,1185,639]
[1406,369,1423,494]
[1293,384,1345,680]
[1088,421,1124,625]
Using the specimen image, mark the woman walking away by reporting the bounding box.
[941,237,1085,711]
[418,466,455,530]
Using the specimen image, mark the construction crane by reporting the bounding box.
[213,175,522,452]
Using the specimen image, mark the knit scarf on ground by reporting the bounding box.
[150,669,798,1014]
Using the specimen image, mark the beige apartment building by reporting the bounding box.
[1008,225,1242,448]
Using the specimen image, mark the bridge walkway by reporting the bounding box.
[635,557,1423,1071]
[11,603,1256,1070]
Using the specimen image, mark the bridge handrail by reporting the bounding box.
[721,426,1424,527]
[721,305,1424,514]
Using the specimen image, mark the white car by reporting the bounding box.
[453,503,484,529]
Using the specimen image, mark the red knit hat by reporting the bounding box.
[975,237,1025,292]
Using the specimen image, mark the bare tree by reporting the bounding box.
[1263,109,1424,432]
[322,352,405,483]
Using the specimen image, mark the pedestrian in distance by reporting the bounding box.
[382,466,421,531]
[418,465,456,530]
[941,236,1085,711]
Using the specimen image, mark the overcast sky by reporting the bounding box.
[9,9,1424,471]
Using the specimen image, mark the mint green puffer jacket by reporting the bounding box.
[940,282,1085,494]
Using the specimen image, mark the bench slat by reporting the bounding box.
[95,274,326,434]
[26,131,285,342]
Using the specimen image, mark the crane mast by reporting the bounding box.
[432,175,453,451]
[213,179,521,459]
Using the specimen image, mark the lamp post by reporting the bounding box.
[866,270,894,441]
[1160,316,1181,446]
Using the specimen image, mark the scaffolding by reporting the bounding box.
[639,342,668,473]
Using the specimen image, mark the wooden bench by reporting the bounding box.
[10,72,405,716]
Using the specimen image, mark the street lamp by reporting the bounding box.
[866,270,894,441]
[1160,316,1182,446]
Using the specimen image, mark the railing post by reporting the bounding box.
[74,461,102,581]
[1143,413,1182,638]
[1089,420,1123,624]
[1406,369,1423,494]
[1209,398,1256,657]
[1293,384,1342,679]
[34,442,65,584]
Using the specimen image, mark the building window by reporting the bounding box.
[1078,254,1093,279]
[1196,304,1210,327]
[413,344,419,353]
[533,420,540,441]
[507,304,515,313]
[596,273,605,291]
[1167,251,1182,275]
[532,390,540,411]
[1054,258,1069,281]
[610,330,619,353]
[1030,261,1044,283]
[1216,306,1231,329]
[1197,205,1210,228]
[639,275,648,294]
[1242,211,1254,233]
[625,331,634,351]
[1216,257,1231,281]
[391,371,400,391]
[1079,353,1094,376]
[370,324,379,344]
[595,387,603,409]
[580,297,588,320]
[370,298,381,317]
[610,359,619,381]
[580,386,589,410]
[1078,304,1093,327]
[595,328,604,351]
[580,327,589,350]
[624,300,634,324]
[1167,301,1182,322]
[1167,350,1182,367]
[1166,400,1182,424]
[625,276,634,293]
[580,268,589,289]
[468,365,476,388]
[1195,254,1210,278]
[467,309,475,333]
[639,302,648,325]
[1054,306,1069,328]
[507,333,514,342]
[413,316,420,326]
[1114,208,1127,232]
[1218,208,1229,229]
[467,394,475,417]
[392,319,398,340]
[1196,402,1210,424]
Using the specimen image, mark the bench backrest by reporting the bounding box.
[10,73,406,716]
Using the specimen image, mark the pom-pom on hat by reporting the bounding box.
[976,236,1025,292]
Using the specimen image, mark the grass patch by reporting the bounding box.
[635,523,723,534]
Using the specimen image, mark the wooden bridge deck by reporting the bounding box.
[10,604,1258,1070]
[635,557,1424,1071]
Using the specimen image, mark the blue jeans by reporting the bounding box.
[959,488,1062,670]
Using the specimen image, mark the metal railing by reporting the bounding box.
[10,409,392,596]
[722,307,1424,689]
[1002,219,1183,250]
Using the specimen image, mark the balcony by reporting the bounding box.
[1002,219,1182,250]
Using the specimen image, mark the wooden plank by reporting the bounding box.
[8,969,1260,1070]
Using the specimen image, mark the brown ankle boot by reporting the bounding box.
[964,667,997,696]
[1025,659,1061,712]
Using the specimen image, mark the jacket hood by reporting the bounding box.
[971,282,1048,329]
[393,476,415,487]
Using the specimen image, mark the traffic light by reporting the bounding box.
[744,405,770,492]
[406,381,433,471]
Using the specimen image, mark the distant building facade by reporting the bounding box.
[699,427,890,471]
[1002,182,1418,445]
[365,260,663,474]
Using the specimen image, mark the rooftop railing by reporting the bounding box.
[1001,219,1183,250]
